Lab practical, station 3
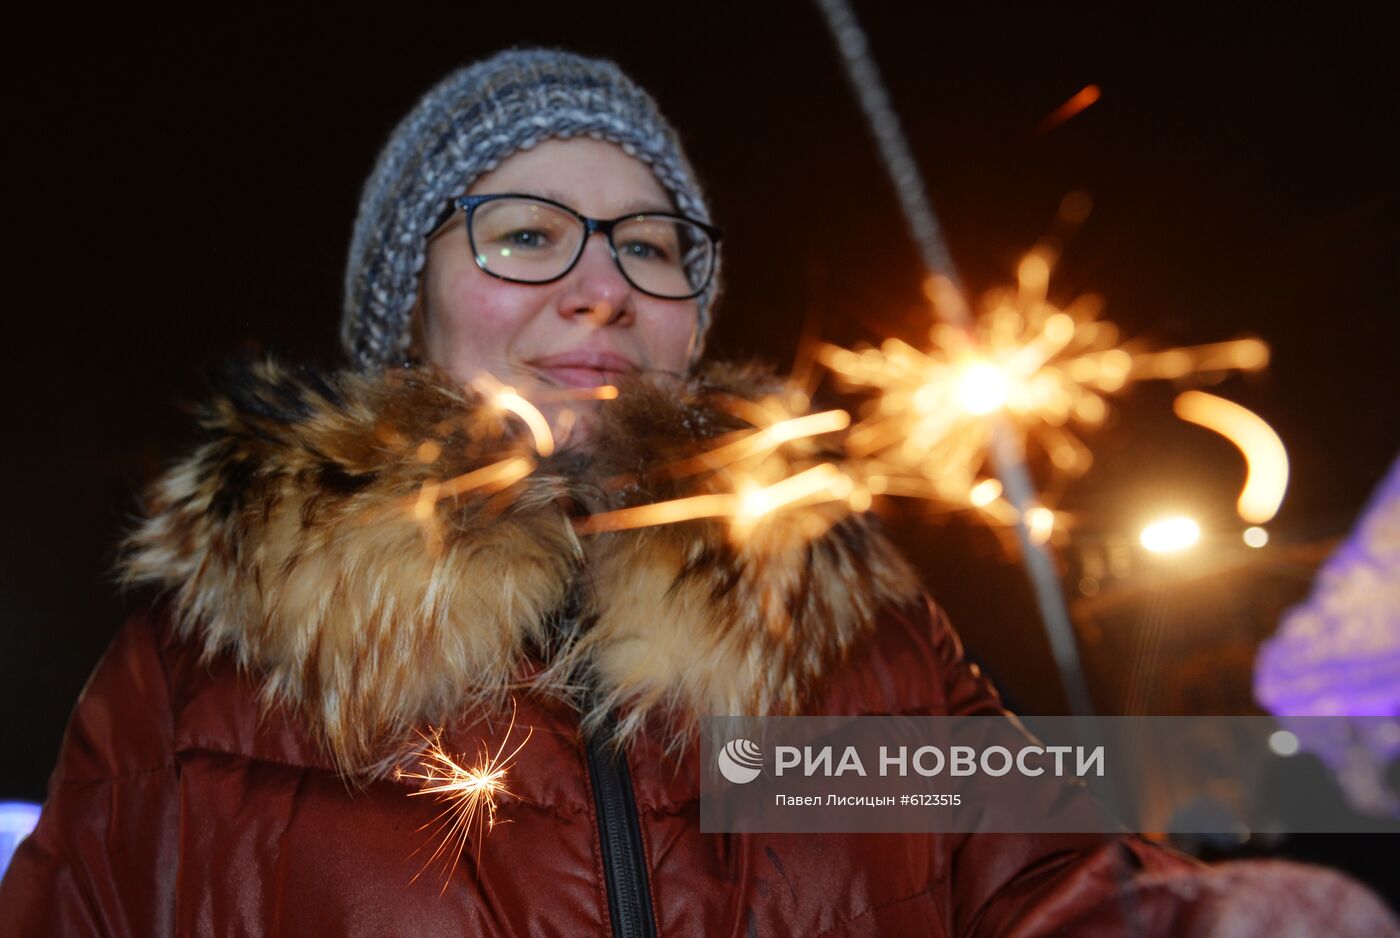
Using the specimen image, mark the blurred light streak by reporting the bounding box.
[1135,338,1269,378]
[574,463,853,539]
[411,456,537,521]
[1038,84,1102,133]
[574,494,735,533]
[1174,390,1289,523]
[665,408,849,478]
[409,455,537,557]
[490,390,555,457]
[530,385,620,402]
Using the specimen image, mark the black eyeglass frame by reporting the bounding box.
[438,193,723,300]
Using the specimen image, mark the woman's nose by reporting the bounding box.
[556,235,634,326]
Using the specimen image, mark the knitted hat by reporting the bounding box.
[341,48,719,372]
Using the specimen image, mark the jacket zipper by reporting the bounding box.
[584,710,658,938]
[555,581,657,938]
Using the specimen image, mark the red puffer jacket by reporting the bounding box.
[2,361,1392,936]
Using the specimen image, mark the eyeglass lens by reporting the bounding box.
[469,197,714,299]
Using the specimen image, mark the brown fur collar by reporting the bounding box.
[121,359,921,776]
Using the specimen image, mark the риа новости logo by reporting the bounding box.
[717,739,763,784]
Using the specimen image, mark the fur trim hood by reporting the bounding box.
[121,360,921,776]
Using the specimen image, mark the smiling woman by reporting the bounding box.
[416,138,711,445]
[1,46,1395,938]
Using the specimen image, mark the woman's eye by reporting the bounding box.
[619,240,671,262]
[504,229,550,248]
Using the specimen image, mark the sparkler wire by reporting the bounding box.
[810,0,970,312]
[810,0,1096,719]
[812,3,1142,927]
[991,429,1097,717]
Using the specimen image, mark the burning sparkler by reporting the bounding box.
[818,256,1271,528]
[395,707,533,892]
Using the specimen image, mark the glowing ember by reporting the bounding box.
[395,708,533,892]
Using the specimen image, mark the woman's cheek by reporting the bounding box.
[644,300,701,373]
[432,278,537,377]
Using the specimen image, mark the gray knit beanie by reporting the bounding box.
[341,48,719,372]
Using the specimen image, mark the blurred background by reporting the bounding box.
[5,0,1397,902]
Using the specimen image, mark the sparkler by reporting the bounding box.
[820,256,1271,514]
[809,0,1244,805]
[395,707,533,893]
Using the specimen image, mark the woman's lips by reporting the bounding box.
[529,351,637,388]
[536,366,619,388]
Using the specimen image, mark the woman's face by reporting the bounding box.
[417,138,700,445]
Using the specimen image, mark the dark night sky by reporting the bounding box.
[5,0,1397,824]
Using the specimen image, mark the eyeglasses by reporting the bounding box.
[439,193,722,300]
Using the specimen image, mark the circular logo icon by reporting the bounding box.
[717,738,763,784]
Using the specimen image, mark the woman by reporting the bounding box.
[2,48,1391,937]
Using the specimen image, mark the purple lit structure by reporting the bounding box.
[0,801,42,880]
[1255,454,1400,817]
